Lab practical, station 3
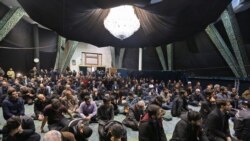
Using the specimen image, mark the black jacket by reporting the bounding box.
[139,113,167,141]
[205,108,231,141]
[234,108,250,141]
[170,114,208,141]
[2,97,25,120]
[171,96,188,117]
[2,116,40,141]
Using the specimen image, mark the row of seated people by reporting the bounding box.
[1,83,250,141]
[0,71,250,141]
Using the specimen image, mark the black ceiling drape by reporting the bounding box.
[18,0,231,48]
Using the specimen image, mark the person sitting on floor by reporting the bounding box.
[99,120,127,141]
[79,95,97,124]
[122,100,145,131]
[33,94,49,121]
[170,111,208,141]
[64,118,93,141]
[41,99,73,132]
[234,100,250,141]
[139,104,167,141]
[2,87,25,120]
[2,116,40,141]
[171,89,189,117]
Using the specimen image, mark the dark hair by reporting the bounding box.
[110,124,123,138]
[84,95,91,101]
[204,90,213,98]
[216,99,230,108]
[7,87,16,96]
[147,104,161,116]
[6,116,21,130]
[187,111,201,121]
[179,89,186,95]
[103,96,111,103]
[51,99,61,109]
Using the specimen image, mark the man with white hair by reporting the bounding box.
[43,130,76,141]
[122,100,145,130]
[189,88,204,107]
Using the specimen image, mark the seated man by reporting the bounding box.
[171,90,189,117]
[126,92,139,107]
[2,116,40,141]
[41,99,73,132]
[97,96,114,122]
[205,99,233,141]
[139,104,167,141]
[99,120,127,141]
[65,118,93,141]
[79,95,97,124]
[171,111,208,141]
[188,89,204,107]
[122,100,145,130]
[234,100,250,141]
[43,130,76,141]
[2,87,25,120]
[61,90,79,117]
[33,94,49,121]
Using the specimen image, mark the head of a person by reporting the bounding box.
[51,99,61,109]
[241,100,250,109]
[154,95,165,106]
[84,95,91,105]
[43,130,62,141]
[147,104,164,119]
[195,89,201,95]
[6,116,21,132]
[128,92,134,99]
[216,99,231,112]
[220,86,228,94]
[65,90,73,98]
[103,96,111,106]
[187,111,202,127]
[37,94,46,102]
[77,121,93,137]
[8,87,18,100]
[110,124,124,141]
[180,89,188,98]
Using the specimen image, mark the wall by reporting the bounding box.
[70,42,112,72]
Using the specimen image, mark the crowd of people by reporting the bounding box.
[0,66,250,141]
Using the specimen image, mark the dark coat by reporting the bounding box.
[2,97,25,120]
[122,105,144,130]
[139,113,167,141]
[2,116,40,141]
[205,108,231,141]
[234,109,250,141]
[171,96,188,117]
[199,100,215,123]
[170,114,208,141]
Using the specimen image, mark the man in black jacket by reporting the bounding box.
[122,100,145,130]
[171,90,189,117]
[205,99,233,141]
[170,111,208,141]
[99,120,127,141]
[2,116,40,141]
[33,94,49,121]
[199,90,216,125]
[234,100,250,141]
[2,87,25,120]
[139,104,167,141]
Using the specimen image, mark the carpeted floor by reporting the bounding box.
[0,105,234,141]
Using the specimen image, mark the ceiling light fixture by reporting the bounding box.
[104,5,140,40]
